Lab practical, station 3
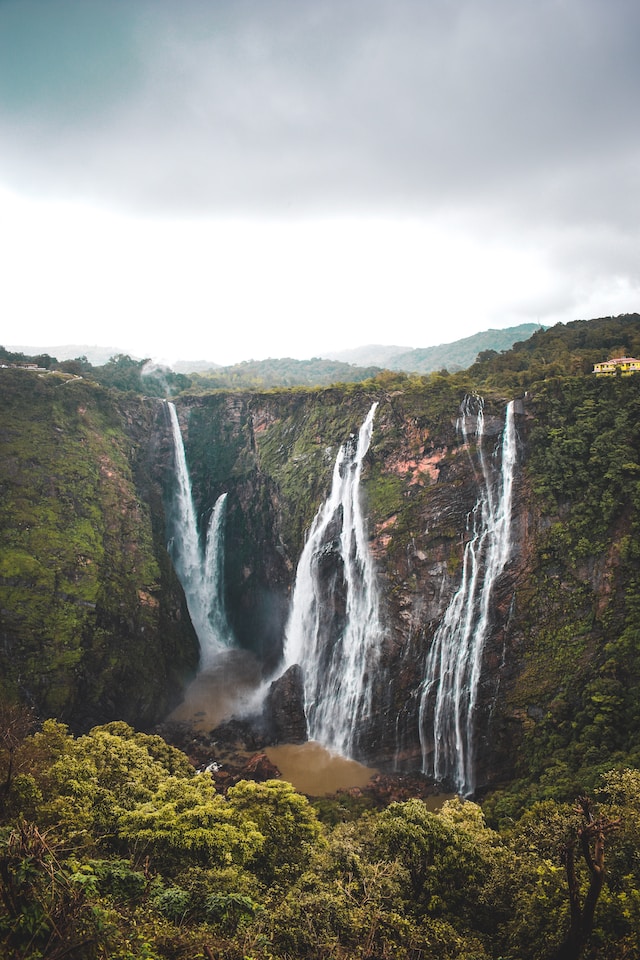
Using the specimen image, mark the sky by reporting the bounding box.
[1,0,639,366]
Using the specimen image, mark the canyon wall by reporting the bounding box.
[0,371,199,730]
[2,367,639,795]
[164,381,529,789]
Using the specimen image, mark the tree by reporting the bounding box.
[552,796,620,960]
[118,773,263,871]
[0,703,36,817]
[226,779,324,886]
[0,820,104,959]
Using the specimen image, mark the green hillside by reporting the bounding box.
[387,322,546,373]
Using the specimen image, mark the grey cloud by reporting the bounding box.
[0,0,639,237]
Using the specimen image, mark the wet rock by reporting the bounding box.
[243,752,281,780]
[209,717,267,752]
[263,664,308,744]
[358,772,443,807]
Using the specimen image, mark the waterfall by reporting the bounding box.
[419,398,517,796]
[283,402,381,758]
[166,401,233,664]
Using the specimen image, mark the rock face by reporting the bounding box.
[164,376,640,794]
[165,384,527,788]
[263,665,308,745]
[0,372,199,730]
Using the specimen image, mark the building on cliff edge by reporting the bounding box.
[593,357,640,376]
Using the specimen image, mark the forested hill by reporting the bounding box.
[188,355,383,389]
[6,314,638,393]
[332,321,546,373]
[3,319,543,390]
[468,312,640,387]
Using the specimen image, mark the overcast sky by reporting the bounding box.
[1,0,638,365]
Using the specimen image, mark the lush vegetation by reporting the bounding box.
[189,357,383,390]
[485,372,640,824]
[1,321,545,392]
[468,313,640,393]
[0,349,192,397]
[1,714,639,959]
[0,369,198,726]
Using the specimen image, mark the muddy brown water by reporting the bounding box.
[265,741,377,795]
[168,648,264,730]
[168,650,455,801]
[168,649,378,793]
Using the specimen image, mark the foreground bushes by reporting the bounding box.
[1,718,639,959]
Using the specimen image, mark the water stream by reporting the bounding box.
[282,402,382,758]
[166,401,233,664]
[418,398,517,796]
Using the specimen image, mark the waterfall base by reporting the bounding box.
[265,742,377,795]
[165,649,380,793]
[168,648,263,730]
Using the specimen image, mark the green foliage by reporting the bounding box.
[119,774,263,869]
[226,779,323,886]
[494,373,640,810]
[0,369,198,724]
[189,355,383,390]
[0,820,110,959]
[1,716,640,958]
[469,312,640,392]
[87,354,192,397]
[386,322,545,374]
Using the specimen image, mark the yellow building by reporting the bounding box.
[593,356,640,376]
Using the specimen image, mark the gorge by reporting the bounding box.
[2,316,640,805]
[166,392,518,797]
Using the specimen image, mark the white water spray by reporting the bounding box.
[283,402,382,758]
[166,401,233,664]
[419,398,517,796]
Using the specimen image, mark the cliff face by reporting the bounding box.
[168,382,524,785]
[0,371,199,730]
[492,376,640,797]
[3,368,639,796]
[165,376,640,793]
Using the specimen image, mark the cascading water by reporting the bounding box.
[282,402,382,758]
[419,397,516,796]
[166,401,233,665]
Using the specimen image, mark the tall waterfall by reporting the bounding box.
[166,401,233,665]
[419,398,517,796]
[283,402,381,758]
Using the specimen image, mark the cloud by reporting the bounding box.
[1,0,638,223]
[0,0,638,361]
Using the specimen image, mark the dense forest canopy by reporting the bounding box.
[1,715,639,960]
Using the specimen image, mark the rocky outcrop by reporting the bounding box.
[263,665,308,745]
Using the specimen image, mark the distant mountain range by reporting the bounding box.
[322,323,546,374]
[5,344,130,367]
[7,323,546,380]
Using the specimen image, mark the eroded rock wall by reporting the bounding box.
[166,383,531,787]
